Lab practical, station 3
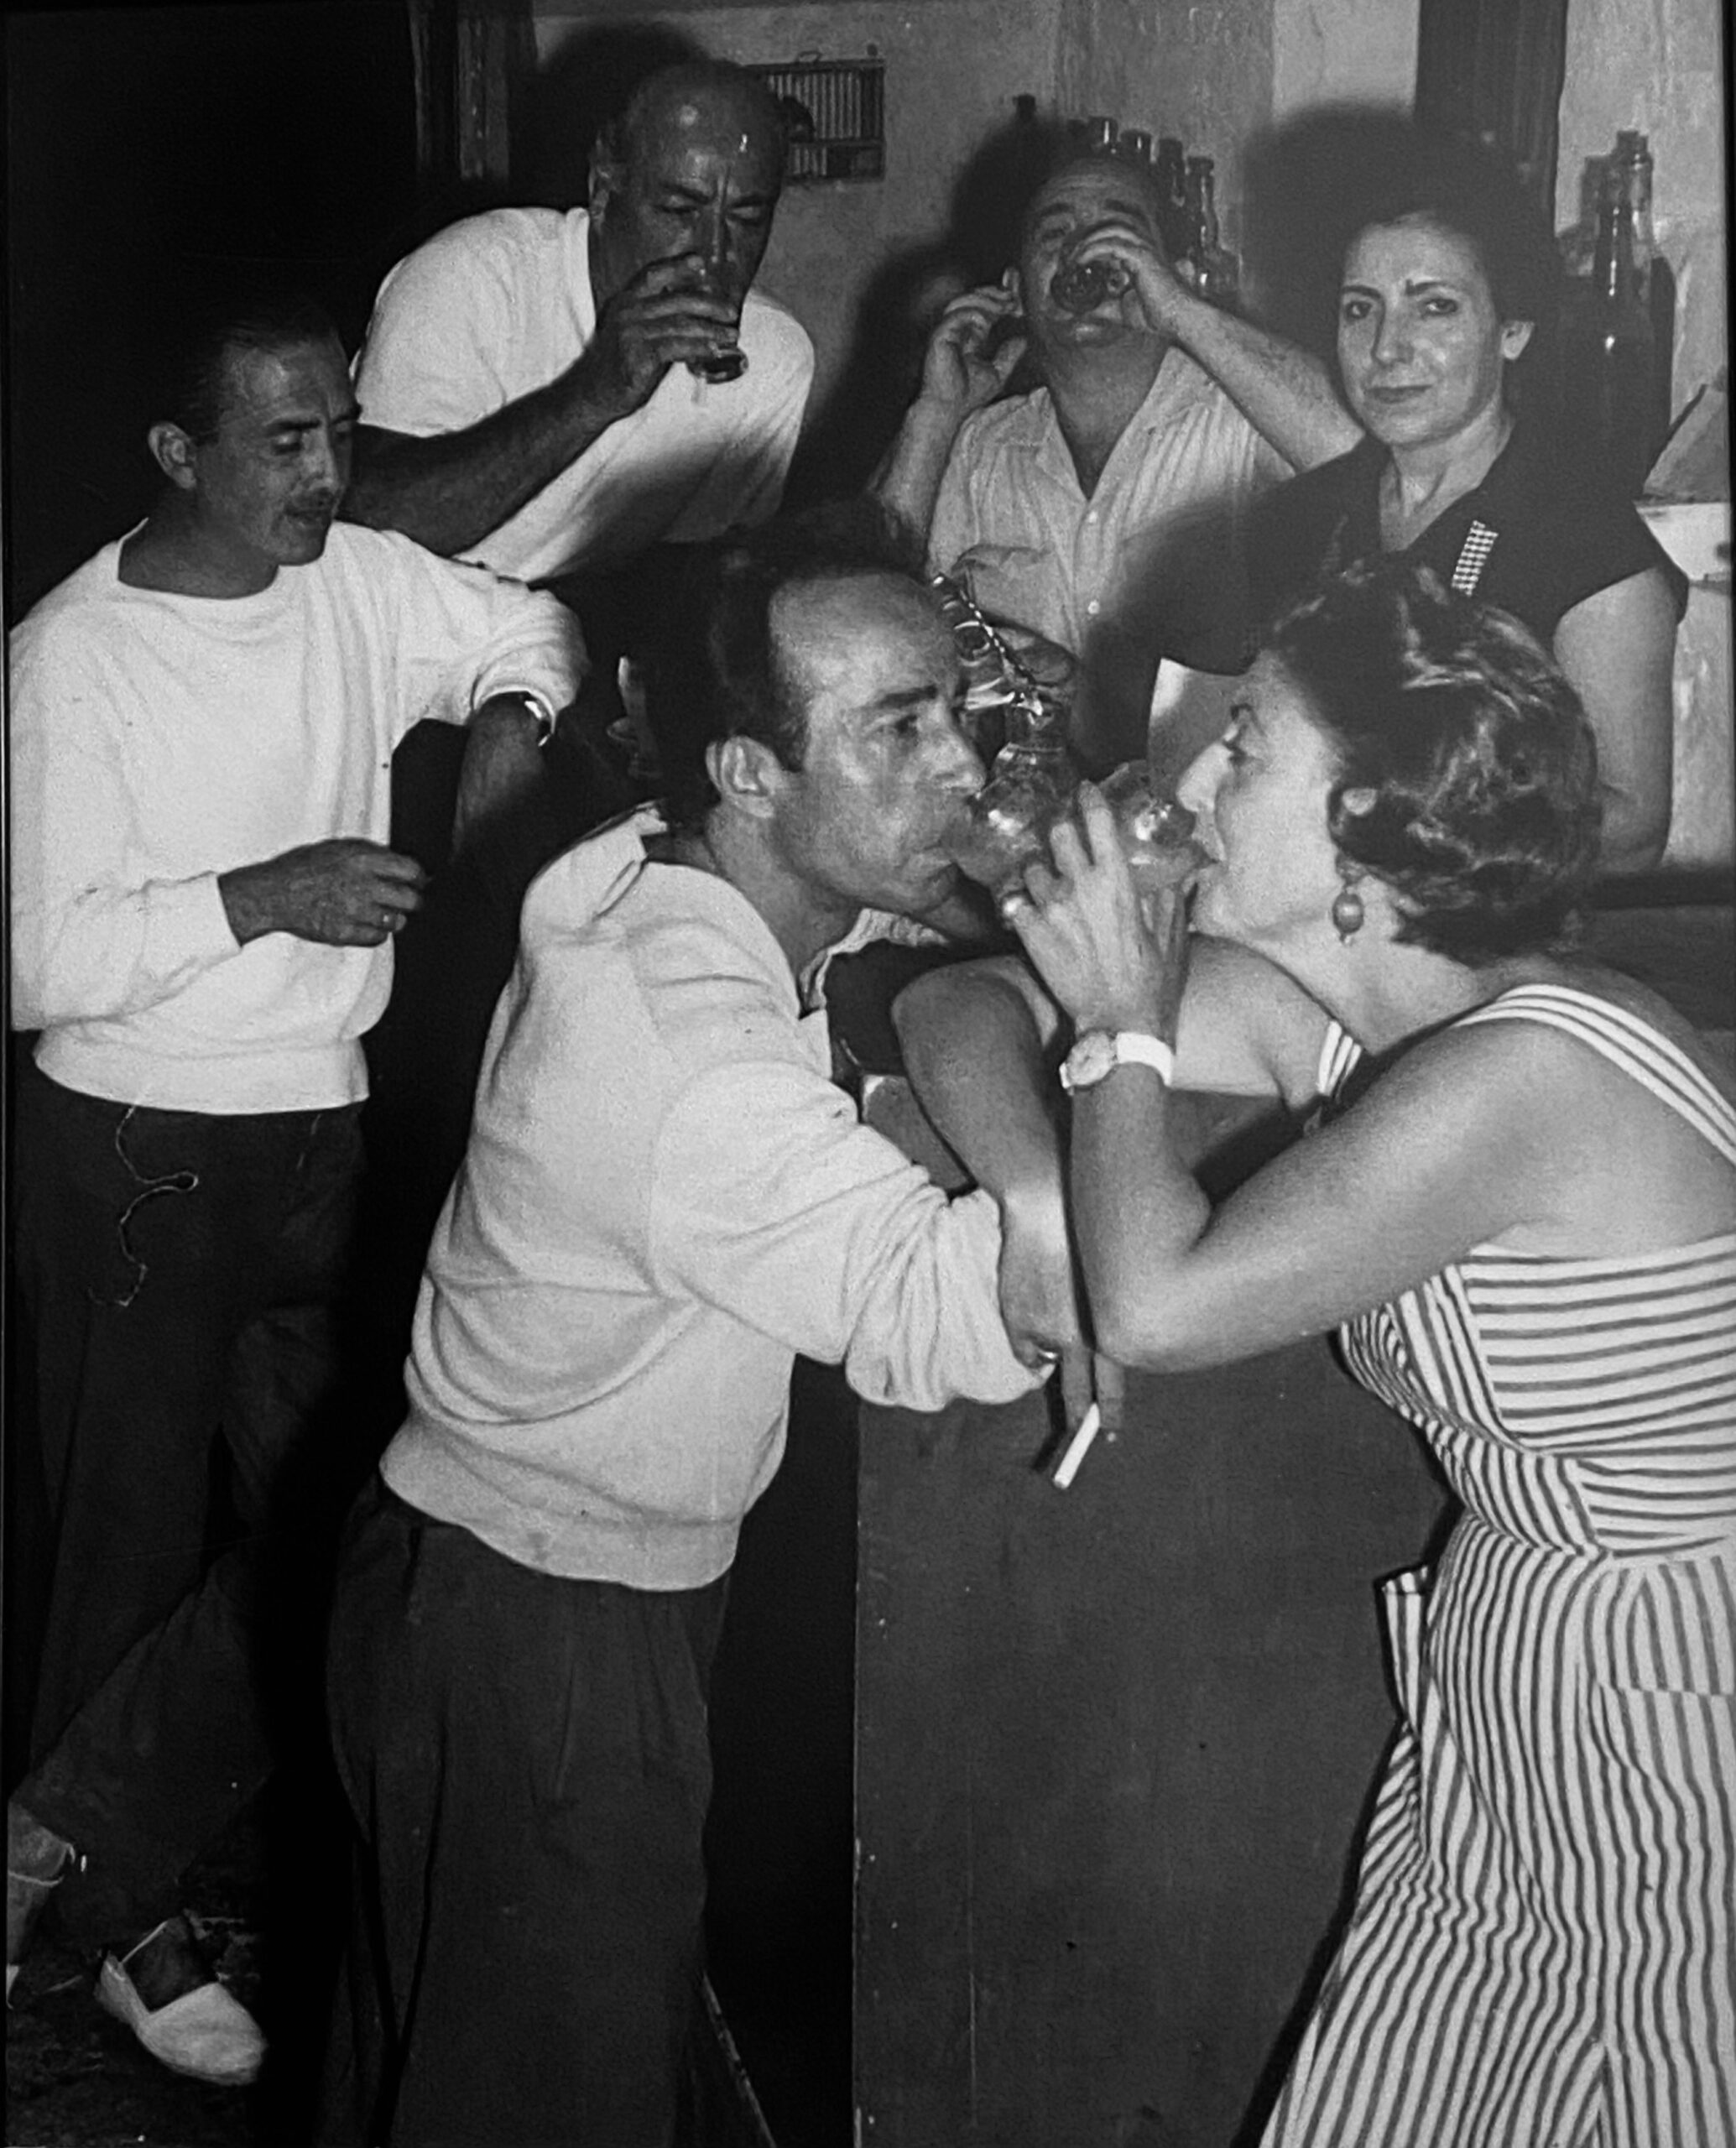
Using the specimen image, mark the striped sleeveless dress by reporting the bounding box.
[1262,985,1736,2148]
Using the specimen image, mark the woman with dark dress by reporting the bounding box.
[1248,139,1686,873]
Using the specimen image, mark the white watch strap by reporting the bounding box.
[1110,1031,1175,1084]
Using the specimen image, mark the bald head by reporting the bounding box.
[610,60,785,181]
[588,60,787,308]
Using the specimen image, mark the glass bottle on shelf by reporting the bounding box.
[1118,127,1152,164]
[1082,114,1118,153]
[1612,130,1676,449]
[1558,168,1657,498]
[1182,155,1239,308]
[1153,138,1189,263]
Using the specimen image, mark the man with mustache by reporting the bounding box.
[7,276,583,2084]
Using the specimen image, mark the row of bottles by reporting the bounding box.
[1067,112,1240,309]
[1557,129,1676,498]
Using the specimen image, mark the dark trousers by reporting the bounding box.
[11,1062,366,1945]
[321,1477,729,2148]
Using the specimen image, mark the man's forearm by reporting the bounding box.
[343,364,628,556]
[1169,294,1361,472]
[869,396,972,553]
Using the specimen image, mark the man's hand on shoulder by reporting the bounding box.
[219,840,427,946]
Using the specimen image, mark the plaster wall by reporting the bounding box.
[1052,0,1274,256]
[1270,0,1417,119]
[532,1,1064,413]
[1553,0,1726,420]
[1551,0,1728,872]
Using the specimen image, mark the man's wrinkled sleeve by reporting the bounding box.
[649,1055,1040,1411]
[9,623,237,1030]
[926,418,987,578]
[379,532,587,735]
[352,227,517,438]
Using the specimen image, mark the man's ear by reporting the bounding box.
[707,733,785,821]
[147,422,200,493]
[588,147,621,223]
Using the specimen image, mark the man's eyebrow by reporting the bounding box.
[265,405,361,430]
[867,686,936,714]
[654,178,777,205]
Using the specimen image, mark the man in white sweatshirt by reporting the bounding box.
[6,278,584,2080]
[320,504,1064,2148]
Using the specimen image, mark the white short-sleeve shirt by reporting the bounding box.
[352,206,815,583]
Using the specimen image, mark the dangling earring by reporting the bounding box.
[1331,861,1365,943]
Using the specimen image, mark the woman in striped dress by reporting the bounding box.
[895,560,1734,2145]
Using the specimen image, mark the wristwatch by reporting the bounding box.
[1059,1029,1176,1094]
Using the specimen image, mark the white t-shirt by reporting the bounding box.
[9,524,584,1113]
[383,809,1040,1592]
[352,206,816,582]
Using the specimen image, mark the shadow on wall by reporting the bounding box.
[514,22,717,209]
[1239,102,1429,362]
[787,108,1061,507]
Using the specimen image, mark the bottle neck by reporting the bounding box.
[1594,196,1637,304]
[1617,166,1655,283]
[1001,690,1071,755]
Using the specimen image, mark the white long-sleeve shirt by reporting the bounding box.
[382,811,1041,1591]
[9,522,585,1112]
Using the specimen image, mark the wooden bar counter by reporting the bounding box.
[852,1198,1447,2148]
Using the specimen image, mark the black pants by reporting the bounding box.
[12,1064,365,1945]
[321,1477,729,2148]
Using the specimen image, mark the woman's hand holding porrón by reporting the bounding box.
[1005,785,1189,1040]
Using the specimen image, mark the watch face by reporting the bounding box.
[1066,1030,1118,1089]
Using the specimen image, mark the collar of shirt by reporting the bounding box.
[1017,347,1222,498]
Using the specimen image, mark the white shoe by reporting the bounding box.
[96,1925,266,2087]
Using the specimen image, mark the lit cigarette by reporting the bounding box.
[1051,1401,1102,1489]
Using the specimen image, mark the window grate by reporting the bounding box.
[747,55,884,184]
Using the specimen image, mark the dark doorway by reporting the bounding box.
[3,3,421,622]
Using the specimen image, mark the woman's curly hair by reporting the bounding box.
[1264,563,1602,965]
